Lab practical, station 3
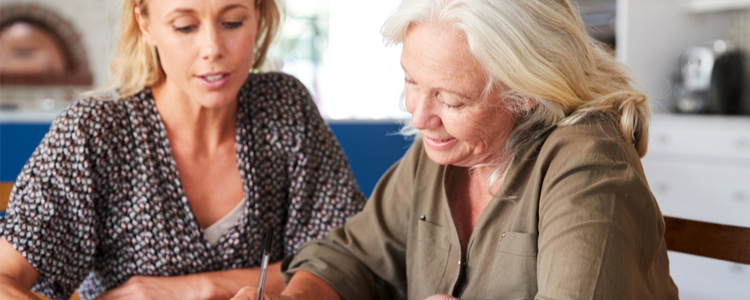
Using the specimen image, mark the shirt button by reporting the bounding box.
[502,231,506,238]
[420,215,426,221]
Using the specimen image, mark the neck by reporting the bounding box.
[151,83,237,154]
[467,166,495,190]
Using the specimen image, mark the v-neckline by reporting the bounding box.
[144,88,252,253]
[440,162,523,261]
[439,126,557,261]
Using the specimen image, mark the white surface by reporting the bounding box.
[668,252,750,300]
[643,159,750,226]
[642,114,750,300]
[615,0,630,63]
[688,0,750,13]
[319,0,407,120]
[648,115,750,160]
[0,110,61,123]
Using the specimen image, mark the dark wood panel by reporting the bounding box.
[664,216,750,265]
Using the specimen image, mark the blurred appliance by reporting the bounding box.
[675,40,745,114]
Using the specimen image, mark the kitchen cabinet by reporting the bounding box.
[641,114,750,300]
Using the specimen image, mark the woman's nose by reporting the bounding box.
[407,93,441,130]
[200,25,224,61]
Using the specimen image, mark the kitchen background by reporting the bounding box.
[0,0,749,299]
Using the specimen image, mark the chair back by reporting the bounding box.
[664,216,750,264]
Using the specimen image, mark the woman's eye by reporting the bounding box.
[404,78,415,84]
[437,93,462,109]
[174,25,196,33]
[443,102,461,109]
[224,21,244,29]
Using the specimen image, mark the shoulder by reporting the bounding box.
[53,94,116,130]
[250,72,306,87]
[49,90,143,139]
[241,72,310,99]
[538,120,639,167]
[237,72,316,116]
[527,119,650,191]
[525,119,653,202]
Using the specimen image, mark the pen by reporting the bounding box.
[256,229,273,300]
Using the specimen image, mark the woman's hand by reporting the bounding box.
[231,286,296,300]
[232,271,341,300]
[94,263,284,300]
[94,276,197,300]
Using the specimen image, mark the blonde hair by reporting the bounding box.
[105,0,281,98]
[383,0,650,195]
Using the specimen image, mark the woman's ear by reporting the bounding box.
[134,6,155,45]
[255,0,261,22]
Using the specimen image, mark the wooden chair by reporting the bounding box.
[663,216,750,264]
[0,182,11,216]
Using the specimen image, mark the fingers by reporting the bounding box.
[424,294,455,300]
[231,286,294,300]
[93,277,151,300]
[231,286,259,300]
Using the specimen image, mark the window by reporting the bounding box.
[269,0,408,120]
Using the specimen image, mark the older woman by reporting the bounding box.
[0,0,365,299]
[232,0,678,300]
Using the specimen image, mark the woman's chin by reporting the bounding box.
[424,148,458,166]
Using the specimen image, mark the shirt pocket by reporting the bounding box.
[409,219,452,299]
[485,231,538,299]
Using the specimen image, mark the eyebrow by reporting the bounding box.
[402,63,475,100]
[441,89,473,100]
[168,4,248,17]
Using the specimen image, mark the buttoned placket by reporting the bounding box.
[440,161,523,298]
[441,166,474,297]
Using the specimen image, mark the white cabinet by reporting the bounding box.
[641,114,750,300]
[688,0,750,13]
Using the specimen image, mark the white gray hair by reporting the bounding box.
[382,0,650,197]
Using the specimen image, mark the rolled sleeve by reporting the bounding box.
[281,141,423,300]
[0,104,98,300]
[281,76,366,256]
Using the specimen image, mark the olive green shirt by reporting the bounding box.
[282,122,678,300]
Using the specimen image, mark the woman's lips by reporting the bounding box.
[196,73,230,90]
[423,136,458,149]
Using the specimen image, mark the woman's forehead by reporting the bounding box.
[147,0,256,14]
[403,23,487,84]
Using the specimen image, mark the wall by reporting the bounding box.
[2,0,121,88]
[618,0,736,112]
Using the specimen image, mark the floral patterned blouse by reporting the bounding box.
[0,73,366,300]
